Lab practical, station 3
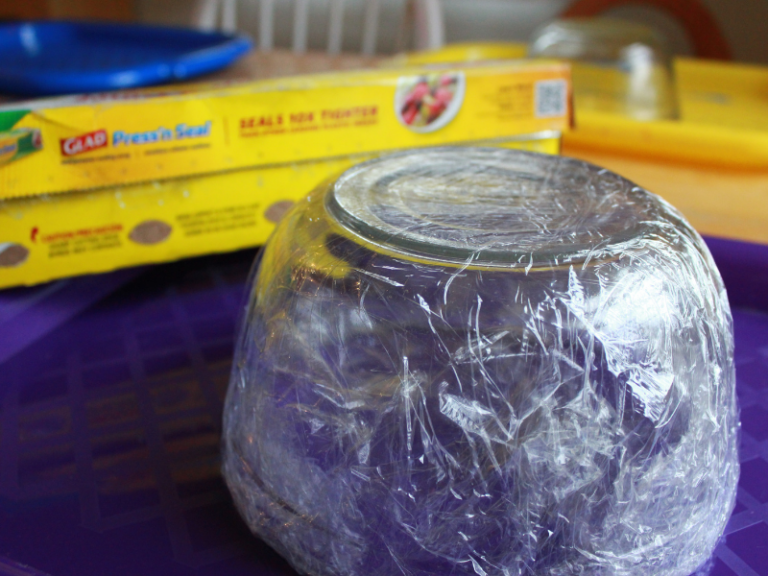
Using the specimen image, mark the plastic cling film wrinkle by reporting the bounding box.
[222,148,739,576]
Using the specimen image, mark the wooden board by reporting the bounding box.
[209,50,381,82]
[562,145,768,246]
[0,0,134,21]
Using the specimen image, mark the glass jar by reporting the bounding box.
[223,148,738,576]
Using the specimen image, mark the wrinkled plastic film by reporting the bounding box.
[223,149,739,576]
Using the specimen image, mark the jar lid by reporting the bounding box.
[326,148,653,267]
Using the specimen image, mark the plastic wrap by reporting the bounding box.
[222,148,739,576]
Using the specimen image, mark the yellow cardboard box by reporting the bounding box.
[0,60,571,288]
[0,60,570,200]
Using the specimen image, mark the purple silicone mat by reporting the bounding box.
[0,240,766,576]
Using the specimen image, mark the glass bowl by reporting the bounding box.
[223,148,738,576]
[529,18,678,121]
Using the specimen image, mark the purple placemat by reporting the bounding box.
[0,241,765,576]
[0,268,144,365]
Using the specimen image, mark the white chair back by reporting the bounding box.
[193,0,444,54]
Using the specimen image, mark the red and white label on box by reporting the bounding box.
[60,130,108,156]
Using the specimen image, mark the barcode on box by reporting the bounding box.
[535,79,567,118]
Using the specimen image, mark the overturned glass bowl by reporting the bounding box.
[529,18,678,121]
[223,148,739,576]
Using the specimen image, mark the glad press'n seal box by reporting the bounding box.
[0,59,571,288]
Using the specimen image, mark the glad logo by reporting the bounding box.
[60,130,108,156]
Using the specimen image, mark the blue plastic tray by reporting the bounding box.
[0,21,253,96]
